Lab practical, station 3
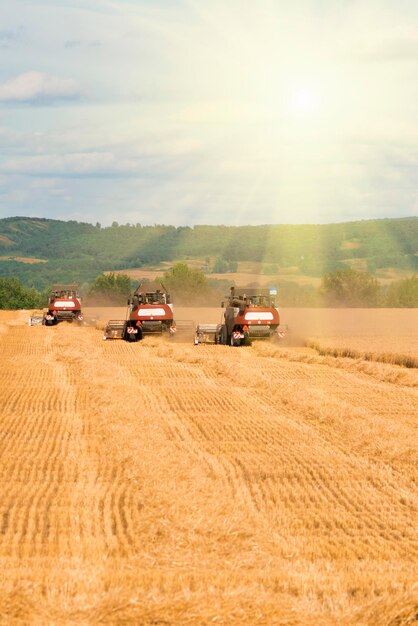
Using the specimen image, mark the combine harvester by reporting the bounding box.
[30,284,84,326]
[103,284,194,342]
[194,286,287,347]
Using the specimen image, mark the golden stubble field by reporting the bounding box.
[0,307,417,625]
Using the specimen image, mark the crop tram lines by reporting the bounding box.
[109,352,277,537]
[0,317,417,623]
[118,345,415,566]
[153,343,418,562]
[0,325,97,564]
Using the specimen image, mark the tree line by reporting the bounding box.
[0,216,417,291]
[1,267,417,309]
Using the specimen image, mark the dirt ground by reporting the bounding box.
[0,308,417,625]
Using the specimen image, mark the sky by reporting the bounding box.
[0,0,417,227]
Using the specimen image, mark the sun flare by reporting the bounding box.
[288,86,320,115]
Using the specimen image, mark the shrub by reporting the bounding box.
[321,269,382,307]
[0,277,42,309]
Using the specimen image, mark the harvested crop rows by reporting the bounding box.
[0,310,417,625]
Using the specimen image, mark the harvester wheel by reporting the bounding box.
[125,326,142,342]
[220,326,228,345]
[230,334,241,347]
[124,325,142,343]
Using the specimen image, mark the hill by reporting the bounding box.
[0,216,417,290]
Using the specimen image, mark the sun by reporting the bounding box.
[288,86,319,115]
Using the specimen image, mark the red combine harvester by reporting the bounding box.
[30,284,83,326]
[103,285,177,342]
[194,286,287,347]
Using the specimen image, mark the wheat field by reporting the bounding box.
[0,308,417,625]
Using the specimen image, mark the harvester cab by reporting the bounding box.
[194,286,287,346]
[30,283,84,326]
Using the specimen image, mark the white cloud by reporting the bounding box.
[0,72,81,103]
[350,26,418,62]
[2,152,132,176]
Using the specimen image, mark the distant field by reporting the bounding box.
[0,255,47,264]
[114,266,322,287]
[0,308,416,624]
[114,260,412,287]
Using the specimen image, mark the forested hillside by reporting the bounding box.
[0,216,417,289]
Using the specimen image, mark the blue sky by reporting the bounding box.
[0,0,417,226]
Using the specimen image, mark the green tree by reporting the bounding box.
[275,281,320,307]
[88,272,132,304]
[386,275,418,307]
[211,257,238,273]
[321,269,382,307]
[212,257,229,273]
[0,277,42,309]
[158,263,208,303]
